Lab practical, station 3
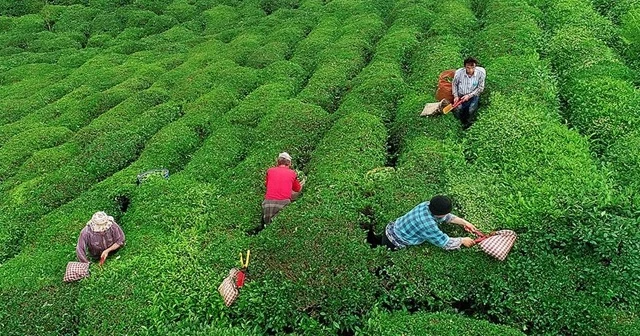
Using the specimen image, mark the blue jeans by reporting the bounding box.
[453,95,479,127]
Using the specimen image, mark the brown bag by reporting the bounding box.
[218,268,240,307]
[63,262,90,282]
[435,69,456,103]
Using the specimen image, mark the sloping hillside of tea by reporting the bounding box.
[0,0,639,335]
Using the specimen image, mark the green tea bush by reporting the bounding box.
[90,11,124,35]
[474,20,541,61]
[133,0,173,14]
[0,63,69,100]
[372,27,419,65]
[52,77,154,131]
[132,87,240,174]
[225,33,263,66]
[0,127,73,181]
[119,7,157,28]
[592,0,640,24]
[267,25,307,50]
[387,2,434,33]
[363,310,525,335]
[323,0,378,22]
[486,55,559,110]
[0,85,93,143]
[53,4,98,35]
[2,142,80,192]
[28,32,83,52]
[546,27,619,79]
[165,0,198,23]
[170,60,258,103]
[478,1,542,25]
[0,81,76,127]
[289,16,341,72]
[408,35,463,90]
[252,99,331,157]
[142,14,178,36]
[427,1,477,37]
[259,0,300,15]
[335,61,407,123]
[544,0,617,45]
[86,33,112,47]
[297,14,385,112]
[0,100,180,261]
[0,1,44,16]
[621,7,640,63]
[225,82,296,128]
[603,130,640,198]
[562,77,640,154]
[201,5,238,35]
[257,60,306,91]
[238,111,388,333]
[87,0,133,7]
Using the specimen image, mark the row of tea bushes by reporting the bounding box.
[442,0,638,334]
[0,1,340,333]
[297,13,386,112]
[538,0,640,210]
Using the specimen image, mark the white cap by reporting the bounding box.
[278,152,292,161]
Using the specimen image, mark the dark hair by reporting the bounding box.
[428,195,452,216]
[463,57,478,66]
[277,157,291,166]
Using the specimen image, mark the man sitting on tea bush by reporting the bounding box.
[453,57,486,129]
[371,195,477,250]
[262,152,306,227]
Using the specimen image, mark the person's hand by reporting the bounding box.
[461,237,475,248]
[453,96,460,104]
[463,222,477,233]
[462,94,470,102]
[300,177,307,187]
[101,250,109,262]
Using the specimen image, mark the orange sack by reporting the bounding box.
[435,69,456,103]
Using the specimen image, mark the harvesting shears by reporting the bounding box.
[236,250,250,288]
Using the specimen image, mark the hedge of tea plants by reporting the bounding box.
[534,0,640,211]
[0,0,637,335]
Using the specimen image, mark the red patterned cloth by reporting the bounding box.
[63,262,90,282]
[477,230,517,261]
[218,268,240,307]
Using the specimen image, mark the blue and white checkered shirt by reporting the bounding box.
[389,202,458,248]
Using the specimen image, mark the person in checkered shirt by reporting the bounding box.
[369,195,477,250]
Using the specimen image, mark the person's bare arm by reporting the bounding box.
[449,216,477,232]
[100,243,121,260]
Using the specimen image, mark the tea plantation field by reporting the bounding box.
[0,0,639,335]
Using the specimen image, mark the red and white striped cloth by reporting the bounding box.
[218,268,240,307]
[475,230,517,261]
[63,262,90,282]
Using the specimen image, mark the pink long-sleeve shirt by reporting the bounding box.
[76,223,125,263]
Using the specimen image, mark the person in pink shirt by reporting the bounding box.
[76,211,125,264]
[262,152,306,226]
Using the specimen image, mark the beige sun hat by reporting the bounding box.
[278,152,292,161]
[88,211,114,232]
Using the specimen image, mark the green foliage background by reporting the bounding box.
[0,0,638,335]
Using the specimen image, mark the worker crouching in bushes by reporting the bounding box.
[76,211,125,264]
[261,152,306,227]
[369,195,476,250]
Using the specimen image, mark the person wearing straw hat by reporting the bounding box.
[75,211,126,263]
[369,195,477,250]
[262,152,306,226]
